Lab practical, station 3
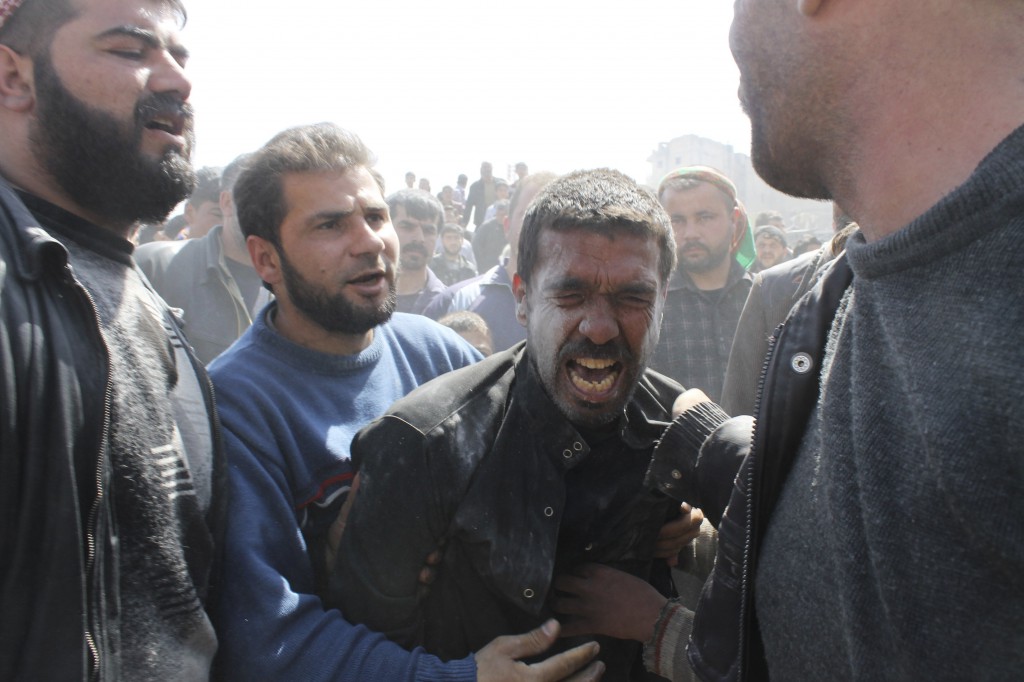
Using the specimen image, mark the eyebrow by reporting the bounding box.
[96,25,191,60]
[306,209,353,226]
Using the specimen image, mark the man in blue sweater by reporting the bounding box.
[208,123,604,681]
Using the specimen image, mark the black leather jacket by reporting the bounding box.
[0,183,224,680]
[332,343,681,678]
[656,254,854,682]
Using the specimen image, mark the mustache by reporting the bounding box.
[401,242,430,257]
[558,339,633,365]
[135,92,194,126]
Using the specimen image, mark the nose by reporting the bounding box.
[578,299,620,346]
[148,50,192,101]
[351,218,388,256]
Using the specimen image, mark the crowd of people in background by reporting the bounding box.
[2,0,1021,681]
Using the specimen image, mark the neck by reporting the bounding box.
[685,258,731,291]
[0,156,134,237]
[396,266,427,295]
[271,302,374,356]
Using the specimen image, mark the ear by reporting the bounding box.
[797,0,824,16]
[219,189,235,218]
[512,272,529,327]
[247,235,282,288]
[0,45,35,113]
[730,206,746,252]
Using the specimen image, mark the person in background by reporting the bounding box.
[431,222,478,287]
[438,310,493,357]
[647,166,753,402]
[749,224,788,272]
[389,188,448,315]
[136,153,266,364]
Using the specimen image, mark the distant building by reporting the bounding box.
[648,134,833,238]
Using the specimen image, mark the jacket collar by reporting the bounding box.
[196,224,228,286]
[0,180,69,282]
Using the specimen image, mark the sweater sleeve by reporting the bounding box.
[212,409,474,682]
[641,525,718,682]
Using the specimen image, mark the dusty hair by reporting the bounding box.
[517,168,677,286]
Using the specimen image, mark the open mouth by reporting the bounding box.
[144,113,186,138]
[567,357,621,397]
[349,270,384,284]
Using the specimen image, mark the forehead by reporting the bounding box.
[662,182,732,213]
[392,203,438,222]
[532,227,661,286]
[64,0,183,36]
[281,167,382,216]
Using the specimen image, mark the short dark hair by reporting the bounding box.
[186,166,222,207]
[233,123,381,246]
[387,188,444,230]
[0,0,187,55]
[221,152,252,194]
[440,222,463,237]
[754,210,784,227]
[438,310,490,336]
[517,168,676,286]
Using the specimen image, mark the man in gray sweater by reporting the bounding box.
[554,1,1024,680]
[685,0,1024,678]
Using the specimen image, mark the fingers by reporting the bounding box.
[490,619,560,659]
[417,564,437,586]
[529,640,602,682]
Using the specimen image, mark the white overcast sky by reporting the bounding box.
[183,1,750,191]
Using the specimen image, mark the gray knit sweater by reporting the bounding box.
[757,124,1024,679]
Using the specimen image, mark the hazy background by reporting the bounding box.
[183,1,750,191]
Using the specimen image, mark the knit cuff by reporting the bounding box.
[643,598,696,681]
[659,400,731,465]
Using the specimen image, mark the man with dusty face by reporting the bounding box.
[515,227,666,430]
[332,170,687,679]
[513,171,673,430]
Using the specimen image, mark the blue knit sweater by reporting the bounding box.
[209,307,481,681]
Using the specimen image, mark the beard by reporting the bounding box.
[678,239,731,274]
[738,68,840,203]
[278,248,397,335]
[28,50,197,228]
[398,241,430,271]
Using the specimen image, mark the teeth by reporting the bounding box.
[571,373,615,393]
[576,357,615,369]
